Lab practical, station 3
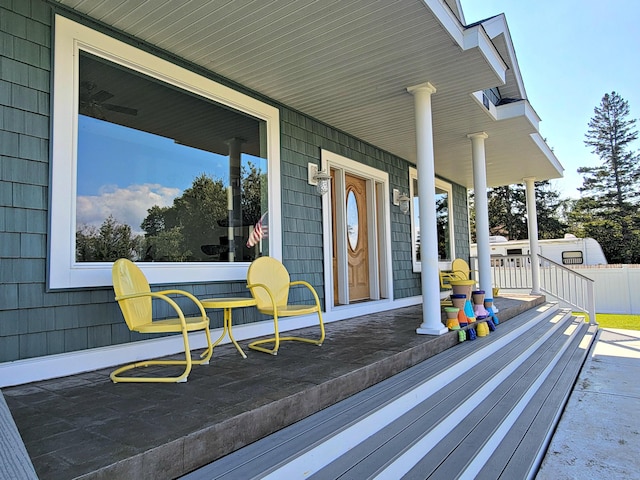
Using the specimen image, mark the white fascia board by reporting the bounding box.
[454,0,466,24]
[478,14,527,99]
[423,0,506,85]
[462,25,507,85]
[470,94,542,133]
[531,133,564,176]
[423,0,466,46]
[495,99,541,130]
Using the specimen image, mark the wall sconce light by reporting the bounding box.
[393,188,411,215]
[308,163,331,195]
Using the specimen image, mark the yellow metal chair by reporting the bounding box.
[110,258,213,383]
[451,258,471,279]
[246,256,325,355]
[439,270,459,290]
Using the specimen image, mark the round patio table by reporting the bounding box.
[201,297,258,359]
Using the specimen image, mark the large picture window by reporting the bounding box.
[50,16,281,288]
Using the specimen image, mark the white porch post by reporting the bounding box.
[408,82,447,335]
[524,177,541,294]
[468,132,492,294]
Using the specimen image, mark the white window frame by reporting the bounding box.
[49,15,281,289]
[409,167,455,273]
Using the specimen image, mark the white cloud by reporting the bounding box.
[76,183,180,234]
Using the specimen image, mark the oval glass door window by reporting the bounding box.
[347,190,359,250]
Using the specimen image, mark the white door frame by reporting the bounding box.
[320,149,393,312]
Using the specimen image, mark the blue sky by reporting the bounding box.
[461,0,640,199]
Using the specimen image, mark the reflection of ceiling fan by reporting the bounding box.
[79,81,138,119]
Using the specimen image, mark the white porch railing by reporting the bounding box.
[471,254,597,325]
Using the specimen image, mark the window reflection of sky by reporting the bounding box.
[77,115,227,195]
[76,116,265,233]
[347,191,358,249]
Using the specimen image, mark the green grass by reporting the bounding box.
[575,312,640,330]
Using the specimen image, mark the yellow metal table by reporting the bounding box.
[201,297,257,358]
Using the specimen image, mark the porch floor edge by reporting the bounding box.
[4,294,544,480]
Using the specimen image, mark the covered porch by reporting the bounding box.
[3,293,599,479]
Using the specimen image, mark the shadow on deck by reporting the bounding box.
[3,294,546,479]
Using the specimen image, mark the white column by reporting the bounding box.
[408,82,447,335]
[524,177,541,294]
[468,132,492,295]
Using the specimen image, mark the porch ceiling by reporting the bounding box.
[54,0,563,188]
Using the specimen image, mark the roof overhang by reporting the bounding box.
[53,0,563,188]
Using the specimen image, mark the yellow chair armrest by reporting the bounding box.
[246,282,279,311]
[289,280,322,307]
[115,291,192,330]
[157,289,208,320]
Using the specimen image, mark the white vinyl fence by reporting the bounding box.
[571,265,640,315]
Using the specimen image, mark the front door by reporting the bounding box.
[323,149,390,309]
[345,174,370,302]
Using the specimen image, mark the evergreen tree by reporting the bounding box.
[534,181,567,239]
[581,91,640,210]
[571,91,640,263]
[486,185,527,240]
[471,181,567,243]
[76,215,141,261]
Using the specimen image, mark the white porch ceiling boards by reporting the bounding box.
[54,0,563,188]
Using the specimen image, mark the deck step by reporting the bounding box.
[182,303,596,479]
[477,323,598,480]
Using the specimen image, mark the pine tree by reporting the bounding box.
[573,91,640,263]
[471,181,566,242]
[581,91,640,209]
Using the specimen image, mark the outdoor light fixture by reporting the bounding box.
[308,163,331,195]
[393,188,411,214]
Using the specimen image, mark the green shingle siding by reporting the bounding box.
[0,79,11,104]
[19,331,47,358]
[64,327,87,352]
[0,31,14,57]
[0,232,20,256]
[7,0,30,18]
[87,325,112,349]
[45,329,64,355]
[25,308,55,333]
[12,182,45,209]
[0,9,27,39]
[0,335,19,362]
[0,131,19,157]
[0,0,472,363]
[1,57,29,87]
[0,283,19,310]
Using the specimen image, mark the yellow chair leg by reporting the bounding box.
[111,329,212,383]
[248,311,325,355]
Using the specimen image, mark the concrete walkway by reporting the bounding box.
[537,328,640,480]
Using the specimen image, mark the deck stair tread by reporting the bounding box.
[183,303,596,480]
[413,320,592,479]
[312,312,580,479]
[478,323,598,480]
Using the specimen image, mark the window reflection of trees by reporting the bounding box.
[410,177,452,264]
[76,165,266,263]
[74,51,268,264]
[436,190,450,261]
